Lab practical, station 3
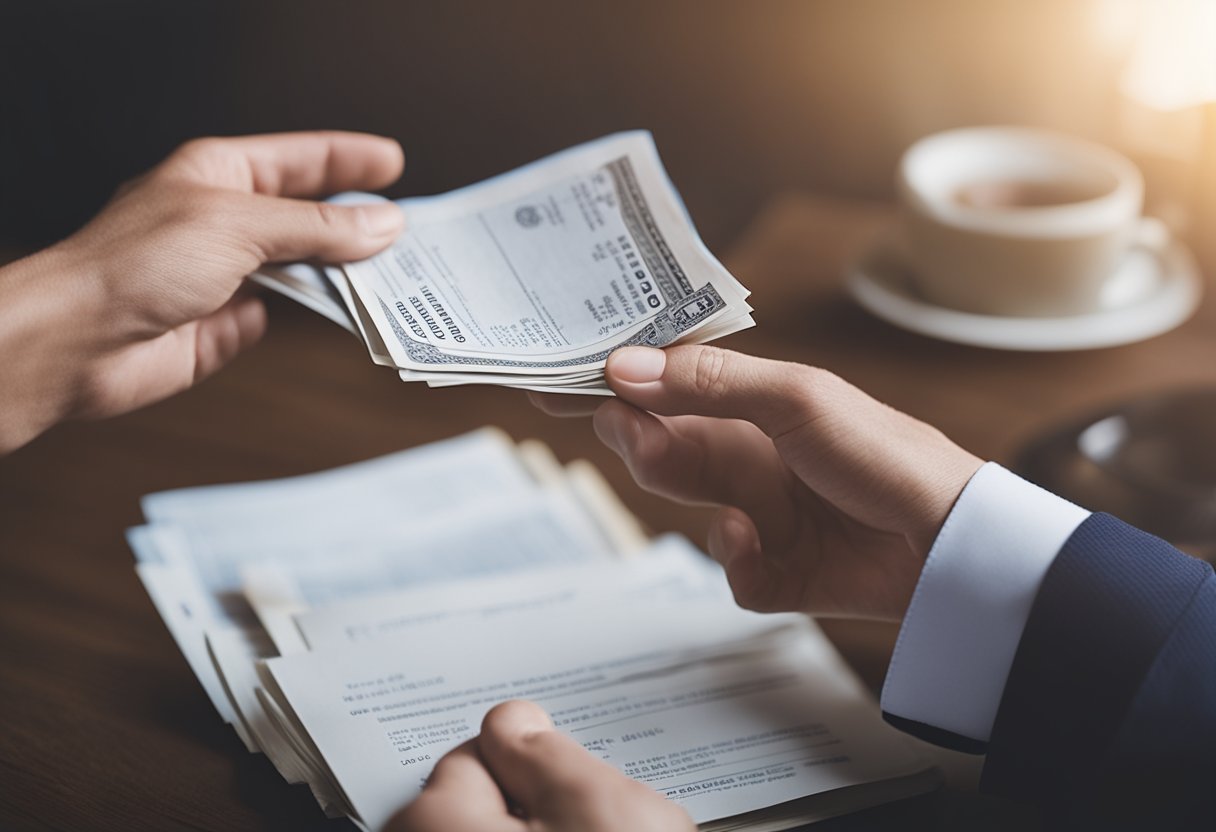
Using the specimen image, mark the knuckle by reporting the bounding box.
[786,363,832,400]
[314,200,345,230]
[159,136,249,190]
[182,189,230,222]
[173,136,225,163]
[691,347,729,397]
[807,365,845,397]
[773,364,838,435]
[167,190,238,244]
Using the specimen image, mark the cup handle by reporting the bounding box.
[1134,216,1171,252]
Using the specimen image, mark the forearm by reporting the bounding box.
[1,132,405,455]
[0,244,101,453]
[981,515,1216,821]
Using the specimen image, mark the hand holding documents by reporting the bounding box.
[252,132,755,394]
[129,431,937,830]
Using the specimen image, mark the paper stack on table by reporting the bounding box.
[251,132,754,394]
[129,430,938,831]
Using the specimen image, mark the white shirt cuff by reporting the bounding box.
[879,462,1090,746]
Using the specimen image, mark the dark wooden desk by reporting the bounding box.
[2,195,1213,831]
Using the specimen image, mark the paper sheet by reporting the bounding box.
[266,549,930,831]
[291,535,715,651]
[241,485,617,654]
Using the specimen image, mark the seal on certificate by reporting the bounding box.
[514,205,542,228]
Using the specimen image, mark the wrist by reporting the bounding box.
[0,243,106,452]
[881,464,1090,745]
[906,449,985,561]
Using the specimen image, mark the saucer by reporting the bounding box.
[845,228,1203,351]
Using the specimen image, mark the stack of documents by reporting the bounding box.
[252,132,754,394]
[130,430,938,830]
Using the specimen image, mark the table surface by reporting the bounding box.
[2,194,1214,831]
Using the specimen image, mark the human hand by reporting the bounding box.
[388,700,693,832]
[531,346,983,620]
[0,131,405,453]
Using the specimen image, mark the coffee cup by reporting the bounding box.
[897,127,1145,317]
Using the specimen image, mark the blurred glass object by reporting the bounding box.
[1017,389,1216,561]
[1099,0,1216,263]
[1020,2,1216,564]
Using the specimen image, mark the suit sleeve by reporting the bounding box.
[880,463,1090,750]
[981,513,1216,827]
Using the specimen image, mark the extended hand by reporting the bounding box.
[388,700,693,832]
[532,346,982,620]
[0,131,405,453]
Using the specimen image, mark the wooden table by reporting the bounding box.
[2,195,1213,831]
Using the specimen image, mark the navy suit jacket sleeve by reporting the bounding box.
[980,513,1216,828]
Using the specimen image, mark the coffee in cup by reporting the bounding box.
[897,127,1145,317]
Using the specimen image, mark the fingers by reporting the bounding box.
[593,400,794,525]
[387,739,524,832]
[478,701,635,815]
[707,505,760,569]
[476,700,580,809]
[400,701,692,832]
[591,397,811,613]
[191,293,267,382]
[532,345,836,430]
[478,701,693,831]
[708,507,805,613]
[170,131,405,197]
[605,345,834,438]
[606,344,984,556]
[155,132,407,264]
[68,292,267,422]
[236,191,405,264]
[527,390,602,418]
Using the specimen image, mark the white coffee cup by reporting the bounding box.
[897,127,1145,317]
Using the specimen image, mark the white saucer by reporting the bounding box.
[845,229,1203,351]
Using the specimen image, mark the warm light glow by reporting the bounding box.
[1115,0,1216,110]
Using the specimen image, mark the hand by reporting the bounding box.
[0,131,406,454]
[388,700,693,832]
[531,346,983,620]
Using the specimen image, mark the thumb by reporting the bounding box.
[476,701,598,811]
[239,192,405,263]
[477,701,681,827]
[605,345,833,438]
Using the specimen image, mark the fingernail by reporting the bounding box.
[487,700,553,737]
[597,406,639,456]
[709,511,745,564]
[608,347,666,384]
[358,203,405,237]
[513,710,552,738]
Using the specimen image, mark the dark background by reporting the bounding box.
[1,3,1213,830]
[1,0,1137,253]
